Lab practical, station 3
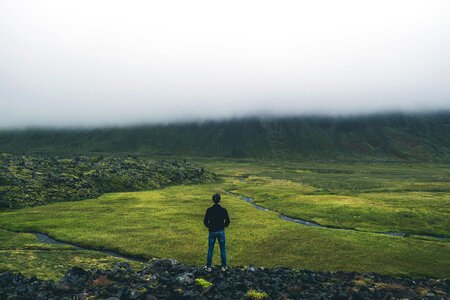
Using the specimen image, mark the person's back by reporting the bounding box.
[204,203,230,232]
[203,193,230,271]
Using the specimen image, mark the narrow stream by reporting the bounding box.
[32,232,147,262]
[225,191,449,242]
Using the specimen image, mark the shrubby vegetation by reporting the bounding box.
[0,153,217,209]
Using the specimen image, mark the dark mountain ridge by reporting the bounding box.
[1,112,450,161]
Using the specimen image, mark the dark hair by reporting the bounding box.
[212,193,221,203]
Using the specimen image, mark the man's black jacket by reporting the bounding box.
[203,204,230,232]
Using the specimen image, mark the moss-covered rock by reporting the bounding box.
[0,153,217,209]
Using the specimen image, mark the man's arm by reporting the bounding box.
[203,208,210,228]
[224,208,230,227]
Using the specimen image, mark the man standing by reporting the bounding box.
[203,193,230,271]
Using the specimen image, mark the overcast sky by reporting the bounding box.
[1,0,450,128]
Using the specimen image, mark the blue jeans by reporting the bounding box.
[206,230,226,268]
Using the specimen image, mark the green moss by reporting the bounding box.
[195,278,213,289]
[245,289,269,299]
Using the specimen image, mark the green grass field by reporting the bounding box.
[0,160,449,279]
[205,160,450,237]
[0,229,144,280]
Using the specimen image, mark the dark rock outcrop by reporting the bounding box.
[0,260,448,299]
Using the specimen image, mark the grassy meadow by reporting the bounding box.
[0,229,144,280]
[0,160,449,279]
[206,160,450,237]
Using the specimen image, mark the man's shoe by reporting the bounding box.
[221,267,227,272]
[204,266,212,272]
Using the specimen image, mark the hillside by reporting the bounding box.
[1,113,450,161]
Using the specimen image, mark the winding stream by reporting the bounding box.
[32,232,147,262]
[225,191,449,242]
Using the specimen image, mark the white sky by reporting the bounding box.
[1,0,450,128]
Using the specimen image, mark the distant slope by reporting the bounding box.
[1,113,450,161]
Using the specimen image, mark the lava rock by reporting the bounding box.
[176,272,194,285]
[143,259,180,274]
[0,261,448,299]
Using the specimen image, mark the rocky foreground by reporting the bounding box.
[0,260,448,300]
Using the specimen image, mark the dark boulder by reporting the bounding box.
[142,258,181,274]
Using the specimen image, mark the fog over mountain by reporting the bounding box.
[1,0,450,128]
